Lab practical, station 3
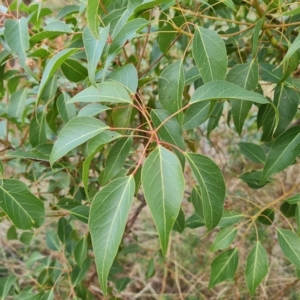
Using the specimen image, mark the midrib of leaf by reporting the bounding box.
[263,132,300,180]
[198,28,213,81]
[159,147,167,249]
[0,185,34,226]
[213,248,237,283]
[51,125,108,161]
[100,177,132,283]
[186,155,212,226]
[250,243,260,293]
[278,229,300,264]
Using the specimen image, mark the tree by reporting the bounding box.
[1,0,300,298]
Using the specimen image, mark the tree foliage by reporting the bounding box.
[1,0,300,298]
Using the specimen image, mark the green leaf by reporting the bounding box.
[108,64,138,94]
[4,17,34,78]
[218,211,243,227]
[185,153,226,231]
[78,103,110,117]
[103,18,148,78]
[89,176,135,295]
[241,171,271,189]
[7,88,28,119]
[191,185,203,218]
[87,0,100,39]
[151,109,185,165]
[29,112,47,147]
[36,48,77,101]
[69,82,132,104]
[210,227,237,252]
[50,116,109,165]
[280,34,300,66]
[190,80,270,105]
[61,59,88,82]
[209,248,239,288]
[226,61,259,135]
[83,25,110,86]
[71,258,92,286]
[74,237,88,267]
[102,136,133,185]
[0,179,45,230]
[115,277,131,292]
[245,242,269,296]
[172,208,185,233]
[222,0,236,10]
[185,213,205,229]
[183,101,211,130]
[69,206,90,224]
[192,27,227,83]
[57,5,79,19]
[278,51,300,85]
[238,142,266,164]
[83,130,120,194]
[56,92,76,123]
[142,146,185,254]
[252,18,264,56]
[277,228,300,269]
[0,275,17,299]
[261,126,300,182]
[133,0,173,13]
[280,202,297,218]
[45,21,73,33]
[257,209,274,225]
[158,60,184,116]
[286,194,300,204]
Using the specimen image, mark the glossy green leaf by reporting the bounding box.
[190,80,270,105]
[83,130,120,194]
[227,61,259,135]
[56,92,76,123]
[257,209,274,225]
[83,25,110,85]
[218,211,243,227]
[29,112,47,147]
[7,88,28,119]
[277,228,300,269]
[50,116,109,165]
[61,59,88,82]
[142,146,185,254]
[238,142,266,164]
[74,237,88,267]
[89,176,135,295]
[69,82,132,104]
[183,101,211,130]
[241,171,271,189]
[172,208,185,233]
[158,60,184,116]
[103,18,148,78]
[281,34,300,66]
[0,275,17,299]
[209,248,239,288]
[280,202,296,218]
[185,213,205,229]
[252,18,264,56]
[151,109,185,150]
[4,17,35,78]
[210,227,237,252]
[0,179,45,230]
[108,64,138,94]
[78,103,110,117]
[286,194,300,204]
[185,153,226,230]
[261,126,300,182]
[245,242,268,296]
[87,0,100,39]
[37,48,77,101]
[69,206,89,224]
[192,27,227,83]
[102,136,133,185]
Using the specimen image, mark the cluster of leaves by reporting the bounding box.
[1,0,300,298]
